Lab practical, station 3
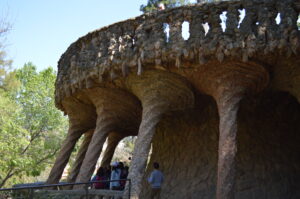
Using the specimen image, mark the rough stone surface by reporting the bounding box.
[54,0,300,111]
[141,92,300,199]
[74,87,142,188]
[67,129,94,184]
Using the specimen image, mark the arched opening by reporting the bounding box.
[110,136,136,165]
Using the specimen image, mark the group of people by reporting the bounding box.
[92,162,129,190]
[92,161,164,199]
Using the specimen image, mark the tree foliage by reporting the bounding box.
[140,0,191,13]
[140,0,218,13]
[0,63,67,188]
[0,16,68,188]
[111,136,136,164]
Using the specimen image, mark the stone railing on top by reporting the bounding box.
[55,0,300,111]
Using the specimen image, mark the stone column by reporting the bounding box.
[193,62,269,199]
[67,129,94,184]
[126,101,166,199]
[73,116,114,188]
[215,89,243,199]
[74,88,141,189]
[100,132,125,168]
[124,71,194,198]
[46,125,84,185]
[46,96,96,185]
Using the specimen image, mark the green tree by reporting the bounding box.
[0,16,17,92]
[0,63,67,188]
[0,17,67,188]
[0,50,19,92]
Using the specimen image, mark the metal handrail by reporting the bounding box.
[0,179,131,199]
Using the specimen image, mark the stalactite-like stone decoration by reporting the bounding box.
[54,0,299,111]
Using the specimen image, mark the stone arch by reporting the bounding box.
[73,87,142,188]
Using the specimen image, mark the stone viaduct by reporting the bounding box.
[47,0,300,198]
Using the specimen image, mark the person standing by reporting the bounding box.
[93,167,107,189]
[110,162,121,190]
[148,162,164,199]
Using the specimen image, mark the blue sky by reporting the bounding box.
[1,0,149,71]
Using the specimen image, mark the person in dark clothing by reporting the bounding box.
[120,165,129,190]
[93,167,108,189]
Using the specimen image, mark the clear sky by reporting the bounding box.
[1,0,149,71]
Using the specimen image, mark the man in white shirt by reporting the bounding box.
[148,162,164,199]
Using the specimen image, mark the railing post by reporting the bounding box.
[128,179,131,199]
[85,183,89,199]
[29,188,34,199]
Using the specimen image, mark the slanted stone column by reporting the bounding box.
[100,132,125,168]
[215,89,244,199]
[73,117,113,188]
[67,129,94,184]
[194,62,269,199]
[46,97,96,185]
[124,70,195,199]
[74,88,141,189]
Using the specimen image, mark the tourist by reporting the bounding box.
[93,167,108,189]
[148,162,164,199]
[110,162,121,190]
[120,165,129,190]
[104,166,111,189]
